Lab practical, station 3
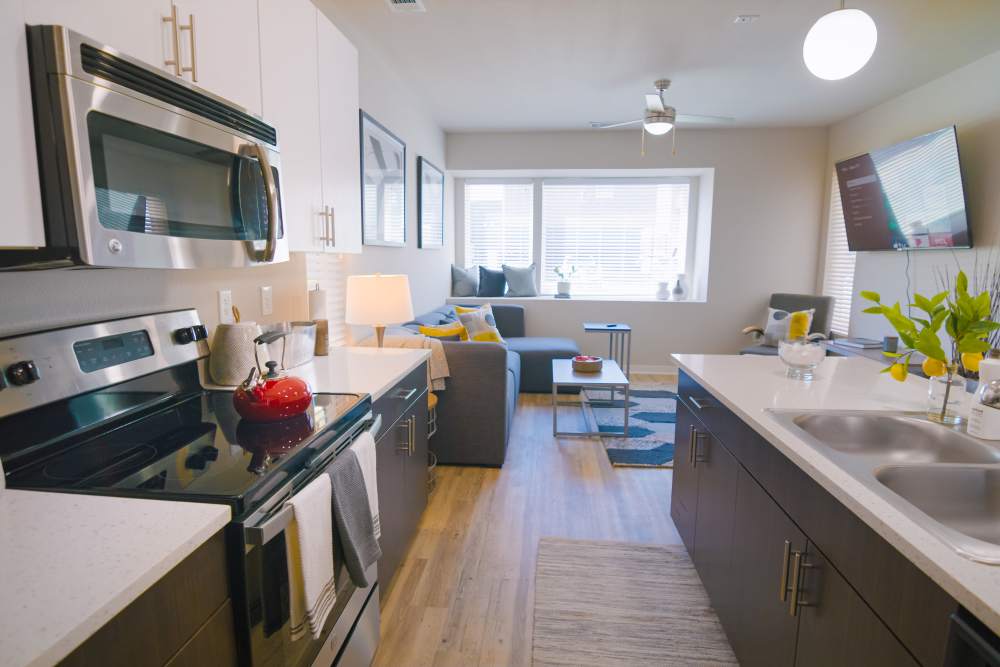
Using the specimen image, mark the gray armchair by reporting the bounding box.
[740,293,834,356]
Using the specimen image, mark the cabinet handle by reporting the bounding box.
[688,425,697,468]
[788,550,815,617]
[690,397,713,410]
[396,418,410,453]
[179,11,198,82]
[330,206,336,247]
[692,431,708,468]
[409,415,416,455]
[393,387,417,402]
[162,5,182,76]
[779,540,792,602]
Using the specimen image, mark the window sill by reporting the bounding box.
[446,295,707,305]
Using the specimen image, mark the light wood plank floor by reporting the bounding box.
[373,374,682,666]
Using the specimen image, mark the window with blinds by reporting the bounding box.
[463,181,533,268]
[822,173,855,336]
[540,178,691,297]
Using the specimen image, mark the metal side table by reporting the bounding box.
[583,323,631,378]
[552,359,629,437]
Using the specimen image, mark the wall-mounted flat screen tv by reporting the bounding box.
[835,126,971,251]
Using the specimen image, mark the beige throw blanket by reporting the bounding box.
[358,334,450,391]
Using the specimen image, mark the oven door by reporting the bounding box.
[50,73,287,269]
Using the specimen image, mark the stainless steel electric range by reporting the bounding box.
[0,309,380,667]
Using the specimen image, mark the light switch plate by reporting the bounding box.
[218,289,233,324]
[260,286,273,316]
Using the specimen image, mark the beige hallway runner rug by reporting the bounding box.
[532,538,738,666]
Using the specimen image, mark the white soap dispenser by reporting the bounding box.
[968,357,1000,439]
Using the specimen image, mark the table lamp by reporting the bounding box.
[345,274,414,347]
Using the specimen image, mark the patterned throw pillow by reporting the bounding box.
[762,308,815,346]
[457,305,505,344]
[418,322,468,341]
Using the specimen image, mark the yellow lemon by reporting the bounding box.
[889,363,908,382]
[787,311,810,340]
[962,352,983,373]
[921,358,947,377]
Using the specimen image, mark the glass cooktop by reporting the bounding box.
[5,390,370,516]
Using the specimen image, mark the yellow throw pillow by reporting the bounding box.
[788,311,811,339]
[457,308,505,344]
[418,322,468,341]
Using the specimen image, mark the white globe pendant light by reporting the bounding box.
[803,6,877,80]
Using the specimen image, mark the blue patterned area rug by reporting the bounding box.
[588,385,677,468]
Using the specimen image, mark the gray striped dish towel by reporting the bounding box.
[326,449,382,588]
[285,474,337,641]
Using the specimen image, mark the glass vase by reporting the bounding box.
[927,365,965,425]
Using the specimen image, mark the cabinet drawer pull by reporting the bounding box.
[779,540,792,602]
[690,397,713,410]
[393,387,417,401]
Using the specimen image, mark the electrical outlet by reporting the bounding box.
[218,289,233,324]
[260,286,273,316]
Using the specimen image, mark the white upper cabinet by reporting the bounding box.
[171,0,262,114]
[259,0,325,253]
[316,13,362,254]
[24,0,174,75]
[2,0,43,248]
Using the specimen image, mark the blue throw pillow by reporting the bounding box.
[477,266,506,297]
[503,264,538,297]
[451,265,479,297]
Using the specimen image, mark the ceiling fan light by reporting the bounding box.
[643,120,673,135]
[803,8,877,81]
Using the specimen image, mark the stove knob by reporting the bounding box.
[7,360,39,386]
[200,445,219,461]
[193,325,209,341]
[173,327,196,345]
[185,453,207,470]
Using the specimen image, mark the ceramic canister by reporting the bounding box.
[209,322,268,386]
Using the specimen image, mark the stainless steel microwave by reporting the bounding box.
[7,25,287,270]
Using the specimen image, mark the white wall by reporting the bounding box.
[828,49,1000,341]
[447,127,828,368]
[316,1,453,320]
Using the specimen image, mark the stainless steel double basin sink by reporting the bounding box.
[768,410,1000,564]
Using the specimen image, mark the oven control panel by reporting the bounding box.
[73,330,154,373]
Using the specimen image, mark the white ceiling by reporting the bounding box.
[325,0,1000,132]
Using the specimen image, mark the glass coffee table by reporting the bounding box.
[551,358,629,437]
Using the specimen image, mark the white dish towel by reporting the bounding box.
[351,430,380,539]
[285,474,336,641]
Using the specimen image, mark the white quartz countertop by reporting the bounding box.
[203,346,431,400]
[672,353,1000,635]
[0,491,230,667]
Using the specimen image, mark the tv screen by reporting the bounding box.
[835,126,971,251]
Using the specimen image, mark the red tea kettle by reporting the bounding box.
[233,331,313,422]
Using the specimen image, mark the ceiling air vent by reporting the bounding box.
[386,0,427,13]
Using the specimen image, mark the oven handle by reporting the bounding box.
[243,143,278,263]
[244,413,381,546]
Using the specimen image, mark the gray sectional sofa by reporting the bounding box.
[394,304,580,467]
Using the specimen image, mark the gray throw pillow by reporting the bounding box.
[502,264,538,297]
[451,265,479,297]
[478,266,506,297]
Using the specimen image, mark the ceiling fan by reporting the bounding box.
[589,79,735,154]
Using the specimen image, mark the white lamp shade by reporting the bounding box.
[345,274,414,326]
[803,8,877,81]
[643,120,673,136]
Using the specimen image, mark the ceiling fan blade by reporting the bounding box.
[590,119,643,129]
[675,113,736,125]
[645,94,665,112]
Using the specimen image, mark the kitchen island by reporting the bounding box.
[672,353,1000,666]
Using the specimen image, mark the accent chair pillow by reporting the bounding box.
[477,266,506,297]
[458,308,505,344]
[762,307,815,346]
[454,303,498,328]
[451,265,479,297]
[502,264,538,297]
[418,322,468,341]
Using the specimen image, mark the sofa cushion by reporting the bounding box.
[506,336,581,393]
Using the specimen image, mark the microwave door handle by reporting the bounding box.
[243,143,278,262]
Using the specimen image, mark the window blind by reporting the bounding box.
[463,181,533,268]
[540,178,691,297]
[822,172,855,336]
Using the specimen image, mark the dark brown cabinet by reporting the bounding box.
[373,363,429,601]
[674,371,950,667]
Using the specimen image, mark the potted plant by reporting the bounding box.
[554,261,577,298]
[861,270,999,424]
